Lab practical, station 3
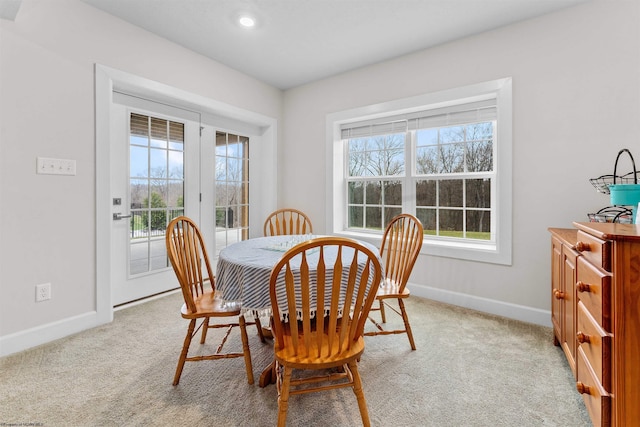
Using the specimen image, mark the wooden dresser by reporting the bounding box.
[549,223,640,427]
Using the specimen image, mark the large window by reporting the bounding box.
[328,79,512,265]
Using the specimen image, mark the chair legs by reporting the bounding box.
[348,361,371,427]
[200,317,210,344]
[239,316,255,384]
[397,299,416,351]
[274,361,372,427]
[173,316,256,386]
[254,315,266,343]
[173,319,196,386]
[276,364,293,427]
[365,297,416,350]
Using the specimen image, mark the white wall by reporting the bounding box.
[0,0,282,352]
[281,0,640,324]
[1,0,638,355]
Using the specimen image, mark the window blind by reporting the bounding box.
[150,117,167,140]
[130,112,184,143]
[341,120,408,139]
[130,113,149,137]
[169,121,184,143]
[341,98,496,139]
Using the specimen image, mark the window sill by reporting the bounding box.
[334,230,511,266]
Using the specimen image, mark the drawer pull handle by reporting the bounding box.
[553,289,565,299]
[576,281,591,293]
[576,382,591,395]
[576,242,591,252]
[577,331,590,344]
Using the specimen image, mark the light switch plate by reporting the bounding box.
[37,157,76,176]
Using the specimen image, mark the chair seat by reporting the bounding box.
[180,288,242,318]
[376,281,410,299]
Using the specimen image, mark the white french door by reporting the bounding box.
[95,65,278,329]
[110,95,201,306]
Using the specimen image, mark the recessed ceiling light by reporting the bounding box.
[238,15,256,28]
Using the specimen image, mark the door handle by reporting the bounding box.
[113,213,132,220]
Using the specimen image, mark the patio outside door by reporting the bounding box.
[110,96,201,306]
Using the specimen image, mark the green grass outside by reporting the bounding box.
[351,226,491,240]
[424,229,491,240]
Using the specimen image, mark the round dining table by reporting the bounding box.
[217,235,312,314]
[214,234,381,386]
[216,235,379,313]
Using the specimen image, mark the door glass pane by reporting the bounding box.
[129,113,184,276]
[168,151,183,179]
[130,178,148,209]
[167,180,184,208]
[150,117,168,149]
[130,146,148,178]
[215,132,250,258]
[150,149,167,178]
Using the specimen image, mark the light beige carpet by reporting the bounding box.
[0,291,590,426]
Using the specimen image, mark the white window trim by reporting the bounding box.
[326,78,512,265]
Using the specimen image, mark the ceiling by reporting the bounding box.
[72,0,587,90]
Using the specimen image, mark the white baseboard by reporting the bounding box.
[1,285,550,358]
[409,283,552,328]
[0,311,108,357]
[1,290,178,358]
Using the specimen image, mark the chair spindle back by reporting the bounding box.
[264,208,313,236]
[166,216,215,314]
[269,237,382,359]
[380,214,423,292]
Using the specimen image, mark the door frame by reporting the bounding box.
[110,100,202,306]
[95,64,278,325]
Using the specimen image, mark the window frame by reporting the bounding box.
[326,78,512,265]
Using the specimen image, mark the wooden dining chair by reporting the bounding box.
[166,216,261,386]
[269,237,382,427]
[364,213,423,350]
[263,208,313,236]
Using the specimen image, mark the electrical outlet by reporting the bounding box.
[36,283,51,302]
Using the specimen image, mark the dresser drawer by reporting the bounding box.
[577,302,611,391]
[577,347,611,427]
[576,257,612,331]
[575,231,611,272]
